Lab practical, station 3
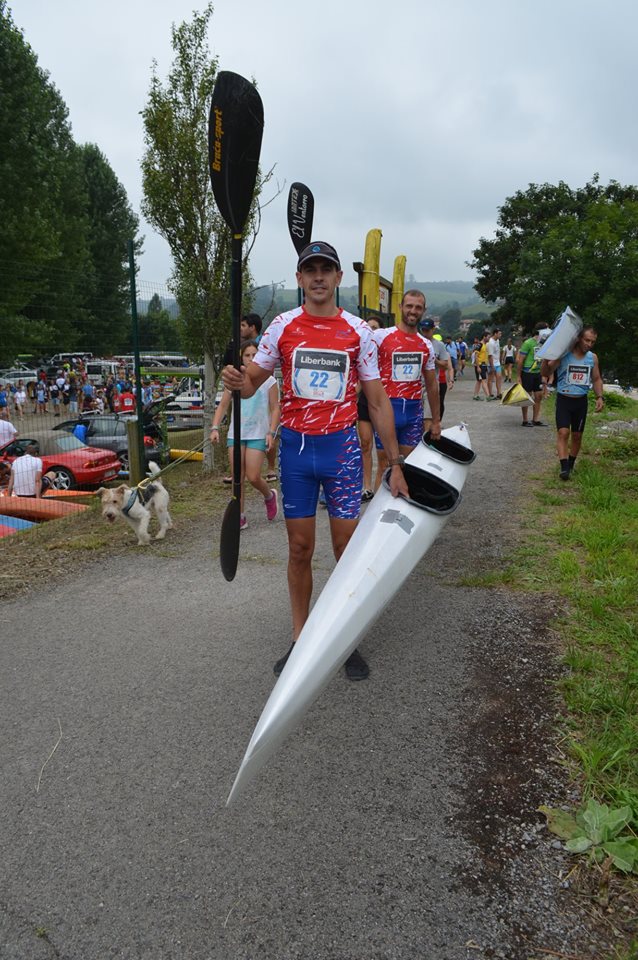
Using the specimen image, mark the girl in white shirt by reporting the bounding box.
[210,341,280,530]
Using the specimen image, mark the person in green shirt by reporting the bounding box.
[517,324,549,426]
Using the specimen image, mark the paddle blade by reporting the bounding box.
[220,497,242,581]
[287,182,314,254]
[208,71,264,234]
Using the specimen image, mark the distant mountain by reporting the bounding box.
[253,279,492,323]
[135,282,494,326]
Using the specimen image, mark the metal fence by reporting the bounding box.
[1,270,210,531]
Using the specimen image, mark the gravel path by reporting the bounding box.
[1,377,613,959]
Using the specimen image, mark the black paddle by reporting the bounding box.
[287,182,314,306]
[208,71,264,581]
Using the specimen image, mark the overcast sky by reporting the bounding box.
[11,0,638,293]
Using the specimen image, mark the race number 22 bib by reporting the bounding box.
[292,348,350,402]
[392,351,423,382]
[566,364,591,387]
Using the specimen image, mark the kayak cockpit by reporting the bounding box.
[382,463,460,515]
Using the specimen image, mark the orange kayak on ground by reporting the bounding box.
[43,489,97,503]
[0,496,88,521]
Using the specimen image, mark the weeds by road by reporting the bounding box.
[462,391,638,954]
[0,453,228,601]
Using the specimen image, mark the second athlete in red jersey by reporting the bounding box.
[372,326,434,398]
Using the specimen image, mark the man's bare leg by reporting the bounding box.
[556,427,570,460]
[285,516,316,639]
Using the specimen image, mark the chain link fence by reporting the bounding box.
[1,268,216,529]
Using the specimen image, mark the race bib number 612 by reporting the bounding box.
[292,348,350,402]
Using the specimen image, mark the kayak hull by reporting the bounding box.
[170,449,203,461]
[0,496,88,521]
[43,489,97,503]
[227,423,475,804]
[0,514,36,537]
[537,306,583,361]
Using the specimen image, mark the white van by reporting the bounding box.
[85,360,120,385]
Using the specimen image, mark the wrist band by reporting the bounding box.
[388,456,405,467]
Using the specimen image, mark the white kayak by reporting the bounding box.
[536,306,583,361]
[227,423,476,805]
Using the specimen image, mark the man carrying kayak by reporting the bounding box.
[372,289,441,489]
[222,241,408,681]
[541,325,604,480]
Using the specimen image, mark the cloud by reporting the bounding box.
[11,0,638,293]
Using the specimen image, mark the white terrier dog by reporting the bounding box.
[97,461,173,546]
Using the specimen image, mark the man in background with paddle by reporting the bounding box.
[222,241,409,681]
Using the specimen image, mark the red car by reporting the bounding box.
[0,429,121,490]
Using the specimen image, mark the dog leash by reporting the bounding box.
[134,440,206,493]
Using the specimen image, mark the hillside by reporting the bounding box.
[253,279,494,321]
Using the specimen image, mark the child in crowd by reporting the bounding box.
[13,381,27,420]
[210,341,280,530]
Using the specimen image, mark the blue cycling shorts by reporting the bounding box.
[374,397,423,450]
[279,425,362,520]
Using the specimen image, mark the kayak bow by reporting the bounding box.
[227,423,475,804]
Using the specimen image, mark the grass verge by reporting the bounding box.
[463,391,638,948]
[0,435,231,600]
[463,392,638,803]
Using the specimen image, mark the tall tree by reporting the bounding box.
[439,306,462,336]
[135,294,182,352]
[0,4,141,363]
[0,1,89,360]
[469,176,638,381]
[141,4,272,464]
[78,143,142,355]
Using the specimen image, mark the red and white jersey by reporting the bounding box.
[253,307,379,435]
[372,327,434,400]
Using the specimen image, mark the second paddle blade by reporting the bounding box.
[219,496,242,581]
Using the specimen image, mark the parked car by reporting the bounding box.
[52,404,169,471]
[161,377,221,428]
[0,365,40,390]
[0,431,121,490]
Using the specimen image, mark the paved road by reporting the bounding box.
[1,378,606,959]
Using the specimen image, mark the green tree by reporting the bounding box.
[439,306,462,336]
[466,320,487,343]
[141,5,280,469]
[78,143,142,355]
[469,176,638,380]
[135,294,182,352]
[0,1,90,360]
[148,293,163,316]
[0,5,141,364]
[141,7,271,431]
